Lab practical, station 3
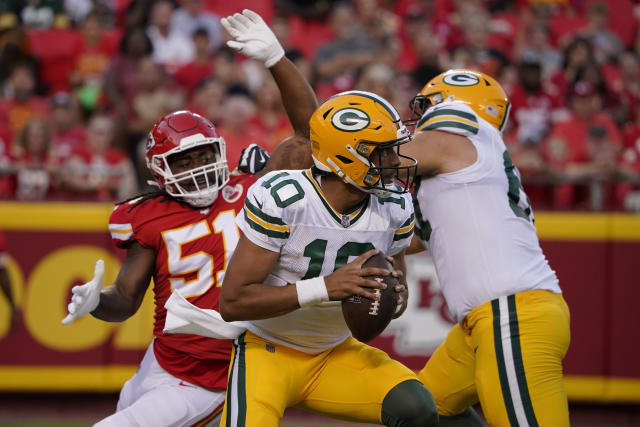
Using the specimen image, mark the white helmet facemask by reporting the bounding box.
[148,134,230,207]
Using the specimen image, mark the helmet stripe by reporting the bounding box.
[330,90,400,121]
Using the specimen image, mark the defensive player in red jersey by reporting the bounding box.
[59,26,318,425]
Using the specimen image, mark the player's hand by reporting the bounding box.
[61,260,104,325]
[324,250,389,301]
[238,143,270,175]
[386,255,408,318]
[221,9,285,68]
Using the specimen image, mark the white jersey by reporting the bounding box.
[413,101,561,322]
[237,168,415,354]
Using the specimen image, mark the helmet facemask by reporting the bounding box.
[406,92,445,131]
[353,125,417,197]
[149,136,230,207]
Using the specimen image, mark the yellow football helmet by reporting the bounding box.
[409,69,511,132]
[309,90,417,196]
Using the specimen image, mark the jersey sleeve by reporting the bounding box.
[386,193,415,256]
[108,199,154,249]
[416,102,480,138]
[236,172,291,253]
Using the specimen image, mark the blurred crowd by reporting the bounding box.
[1,0,640,211]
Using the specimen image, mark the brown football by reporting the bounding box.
[341,251,399,342]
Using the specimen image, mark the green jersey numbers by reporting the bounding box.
[503,150,533,222]
[261,173,306,209]
[302,239,375,279]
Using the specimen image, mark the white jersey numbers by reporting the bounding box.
[162,211,239,297]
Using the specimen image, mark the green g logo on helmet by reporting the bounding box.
[331,108,370,132]
[443,72,480,86]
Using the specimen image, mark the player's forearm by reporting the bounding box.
[269,57,318,139]
[220,282,301,321]
[91,284,140,322]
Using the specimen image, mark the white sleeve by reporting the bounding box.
[386,193,415,256]
[236,173,291,253]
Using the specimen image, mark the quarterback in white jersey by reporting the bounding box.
[219,91,439,426]
[403,69,570,427]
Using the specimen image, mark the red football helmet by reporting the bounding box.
[145,110,229,207]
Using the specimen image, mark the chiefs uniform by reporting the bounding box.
[94,173,255,427]
[108,172,254,390]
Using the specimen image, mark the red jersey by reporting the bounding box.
[108,172,256,390]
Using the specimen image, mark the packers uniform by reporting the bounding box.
[413,99,570,426]
[221,168,419,426]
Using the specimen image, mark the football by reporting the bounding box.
[341,251,399,342]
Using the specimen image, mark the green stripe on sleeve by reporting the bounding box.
[393,228,414,241]
[417,108,478,128]
[400,213,415,228]
[243,210,290,239]
[244,198,286,226]
[420,121,479,135]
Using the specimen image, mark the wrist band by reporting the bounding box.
[296,277,329,308]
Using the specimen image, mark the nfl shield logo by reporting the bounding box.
[341,214,350,228]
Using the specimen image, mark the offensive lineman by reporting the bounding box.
[404,69,570,426]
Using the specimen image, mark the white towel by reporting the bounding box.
[163,290,247,339]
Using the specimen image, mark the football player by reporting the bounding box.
[218,90,438,427]
[60,15,318,424]
[403,69,570,426]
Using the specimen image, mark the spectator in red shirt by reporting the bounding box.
[544,81,624,209]
[507,59,564,147]
[12,117,57,200]
[50,92,86,163]
[173,28,215,101]
[248,79,293,153]
[559,125,634,211]
[217,93,267,168]
[545,81,621,166]
[61,114,137,201]
[186,77,226,126]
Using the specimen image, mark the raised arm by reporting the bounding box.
[221,9,318,139]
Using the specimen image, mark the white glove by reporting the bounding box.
[61,259,105,325]
[221,9,285,68]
